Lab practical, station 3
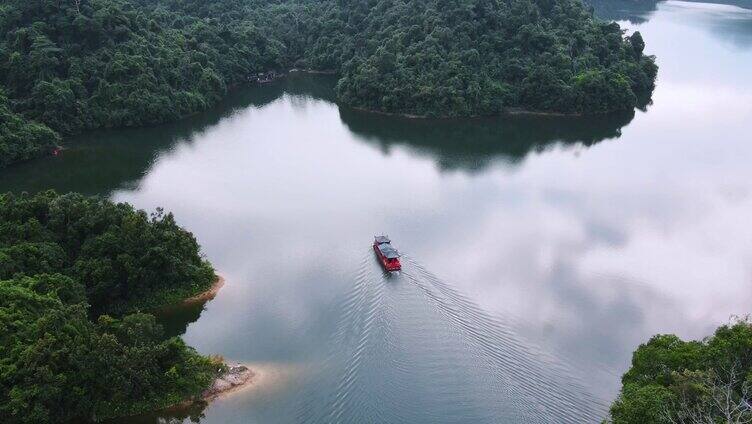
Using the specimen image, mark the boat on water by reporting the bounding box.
[373,235,401,271]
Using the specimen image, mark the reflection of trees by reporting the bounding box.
[587,0,752,26]
[0,74,336,196]
[684,0,752,9]
[106,400,208,423]
[0,72,635,186]
[0,91,252,195]
[703,4,752,49]
[154,301,209,339]
[338,107,635,172]
[586,0,660,23]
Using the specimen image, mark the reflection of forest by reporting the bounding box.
[339,108,635,172]
[0,73,635,190]
[588,0,752,24]
[0,75,336,196]
[586,0,661,23]
[154,301,209,339]
[105,400,209,424]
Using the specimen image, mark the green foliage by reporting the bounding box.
[0,278,217,423]
[141,0,658,117]
[0,0,658,168]
[0,191,220,423]
[0,0,279,135]
[327,0,657,117]
[610,383,674,424]
[609,320,752,423]
[0,191,215,315]
[0,89,59,167]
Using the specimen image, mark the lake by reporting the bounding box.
[2,1,752,422]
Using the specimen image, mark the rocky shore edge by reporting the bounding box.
[202,363,256,401]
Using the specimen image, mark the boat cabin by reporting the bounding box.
[373,235,402,271]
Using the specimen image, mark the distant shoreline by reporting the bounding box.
[288,68,337,75]
[255,72,589,119]
[347,105,586,120]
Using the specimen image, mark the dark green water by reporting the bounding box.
[3,1,752,422]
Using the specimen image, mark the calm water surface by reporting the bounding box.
[3,2,752,422]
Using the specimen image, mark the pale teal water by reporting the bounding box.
[2,2,752,422]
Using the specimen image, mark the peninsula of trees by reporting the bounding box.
[609,319,752,423]
[0,191,221,423]
[0,0,657,168]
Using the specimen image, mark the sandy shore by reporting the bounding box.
[202,364,256,401]
[180,275,225,307]
[194,361,299,405]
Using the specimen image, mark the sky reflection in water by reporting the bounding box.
[3,1,752,422]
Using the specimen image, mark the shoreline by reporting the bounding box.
[180,275,225,307]
[347,105,590,120]
[202,363,256,401]
[288,68,337,75]
[154,363,256,416]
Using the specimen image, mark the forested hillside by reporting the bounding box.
[0,191,220,423]
[0,191,215,315]
[0,0,281,134]
[325,0,657,117]
[0,0,282,167]
[0,0,657,168]
[0,90,59,168]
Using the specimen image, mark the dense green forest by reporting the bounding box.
[0,191,220,423]
[609,319,752,423]
[0,0,657,168]
[0,90,59,168]
[0,0,282,167]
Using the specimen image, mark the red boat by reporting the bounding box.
[373,235,401,271]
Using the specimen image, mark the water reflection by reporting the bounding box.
[339,109,634,172]
[155,301,212,339]
[1,2,752,423]
[589,0,752,51]
[0,73,632,192]
[0,80,314,195]
[107,401,209,424]
[587,0,660,23]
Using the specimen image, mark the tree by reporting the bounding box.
[0,0,659,168]
[0,192,221,423]
[665,365,752,424]
[609,319,752,424]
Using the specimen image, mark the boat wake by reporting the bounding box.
[296,251,608,423]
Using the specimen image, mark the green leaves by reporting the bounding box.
[0,193,219,423]
[0,90,59,168]
[0,0,278,169]
[330,0,657,116]
[0,279,216,423]
[610,321,752,423]
[0,0,659,168]
[0,191,216,315]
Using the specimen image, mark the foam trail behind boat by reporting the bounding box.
[296,250,608,423]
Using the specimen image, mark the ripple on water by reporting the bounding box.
[295,251,607,423]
